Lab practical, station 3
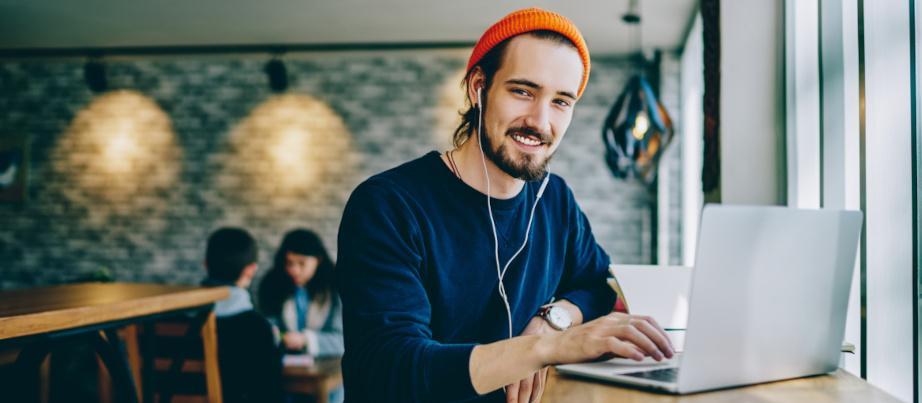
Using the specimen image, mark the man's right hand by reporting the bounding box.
[470,312,675,395]
[541,312,675,365]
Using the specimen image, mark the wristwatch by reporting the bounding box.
[537,304,573,331]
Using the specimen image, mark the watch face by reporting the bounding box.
[548,307,572,329]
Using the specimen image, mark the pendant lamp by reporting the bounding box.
[602,0,674,186]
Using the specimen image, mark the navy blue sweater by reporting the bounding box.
[336,151,616,402]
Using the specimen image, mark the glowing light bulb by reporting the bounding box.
[104,128,139,173]
[272,128,307,170]
[632,112,649,140]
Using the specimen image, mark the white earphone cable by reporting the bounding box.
[476,88,550,339]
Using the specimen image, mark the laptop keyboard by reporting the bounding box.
[622,367,679,383]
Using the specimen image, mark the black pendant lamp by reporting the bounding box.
[602,0,674,187]
[265,53,289,93]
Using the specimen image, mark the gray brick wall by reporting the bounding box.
[0,50,682,290]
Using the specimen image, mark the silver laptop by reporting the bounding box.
[556,205,863,394]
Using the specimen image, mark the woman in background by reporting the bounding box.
[259,229,344,358]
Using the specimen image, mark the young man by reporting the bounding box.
[202,227,283,403]
[336,8,674,403]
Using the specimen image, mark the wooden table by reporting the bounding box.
[282,357,343,403]
[544,367,901,403]
[0,282,229,403]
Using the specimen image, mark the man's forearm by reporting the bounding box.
[467,299,589,395]
[469,334,556,395]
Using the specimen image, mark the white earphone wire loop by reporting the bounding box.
[475,88,510,337]
[475,87,551,339]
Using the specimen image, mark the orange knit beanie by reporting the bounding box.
[466,7,591,98]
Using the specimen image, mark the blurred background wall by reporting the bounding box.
[0,51,683,289]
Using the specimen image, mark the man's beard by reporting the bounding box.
[479,125,554,182]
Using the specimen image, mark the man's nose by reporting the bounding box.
[523,102,552,137]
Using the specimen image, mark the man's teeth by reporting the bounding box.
[512,134,542,146]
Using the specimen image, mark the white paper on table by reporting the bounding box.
[283,354,315,367]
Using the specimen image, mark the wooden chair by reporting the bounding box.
[101,313,222,403]
[0,347,51,403]
[98,326,143,403]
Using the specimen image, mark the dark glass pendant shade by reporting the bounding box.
[602,75,674,186]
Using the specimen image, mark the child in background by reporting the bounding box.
[202,227,283,403]
[258,229,344,358]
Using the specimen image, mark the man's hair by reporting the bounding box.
[453,30,579,147]
[205,227,258,283]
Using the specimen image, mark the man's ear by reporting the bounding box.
[237,263,258,287]
[466,67,486,108]
[242,263,258,279]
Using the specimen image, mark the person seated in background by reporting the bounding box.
[202,227,283,403]
[259,228,344,403]
[258,229,344,358]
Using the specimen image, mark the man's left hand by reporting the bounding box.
[505,316,554,403]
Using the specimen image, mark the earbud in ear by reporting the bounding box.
[476,87,482,108]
